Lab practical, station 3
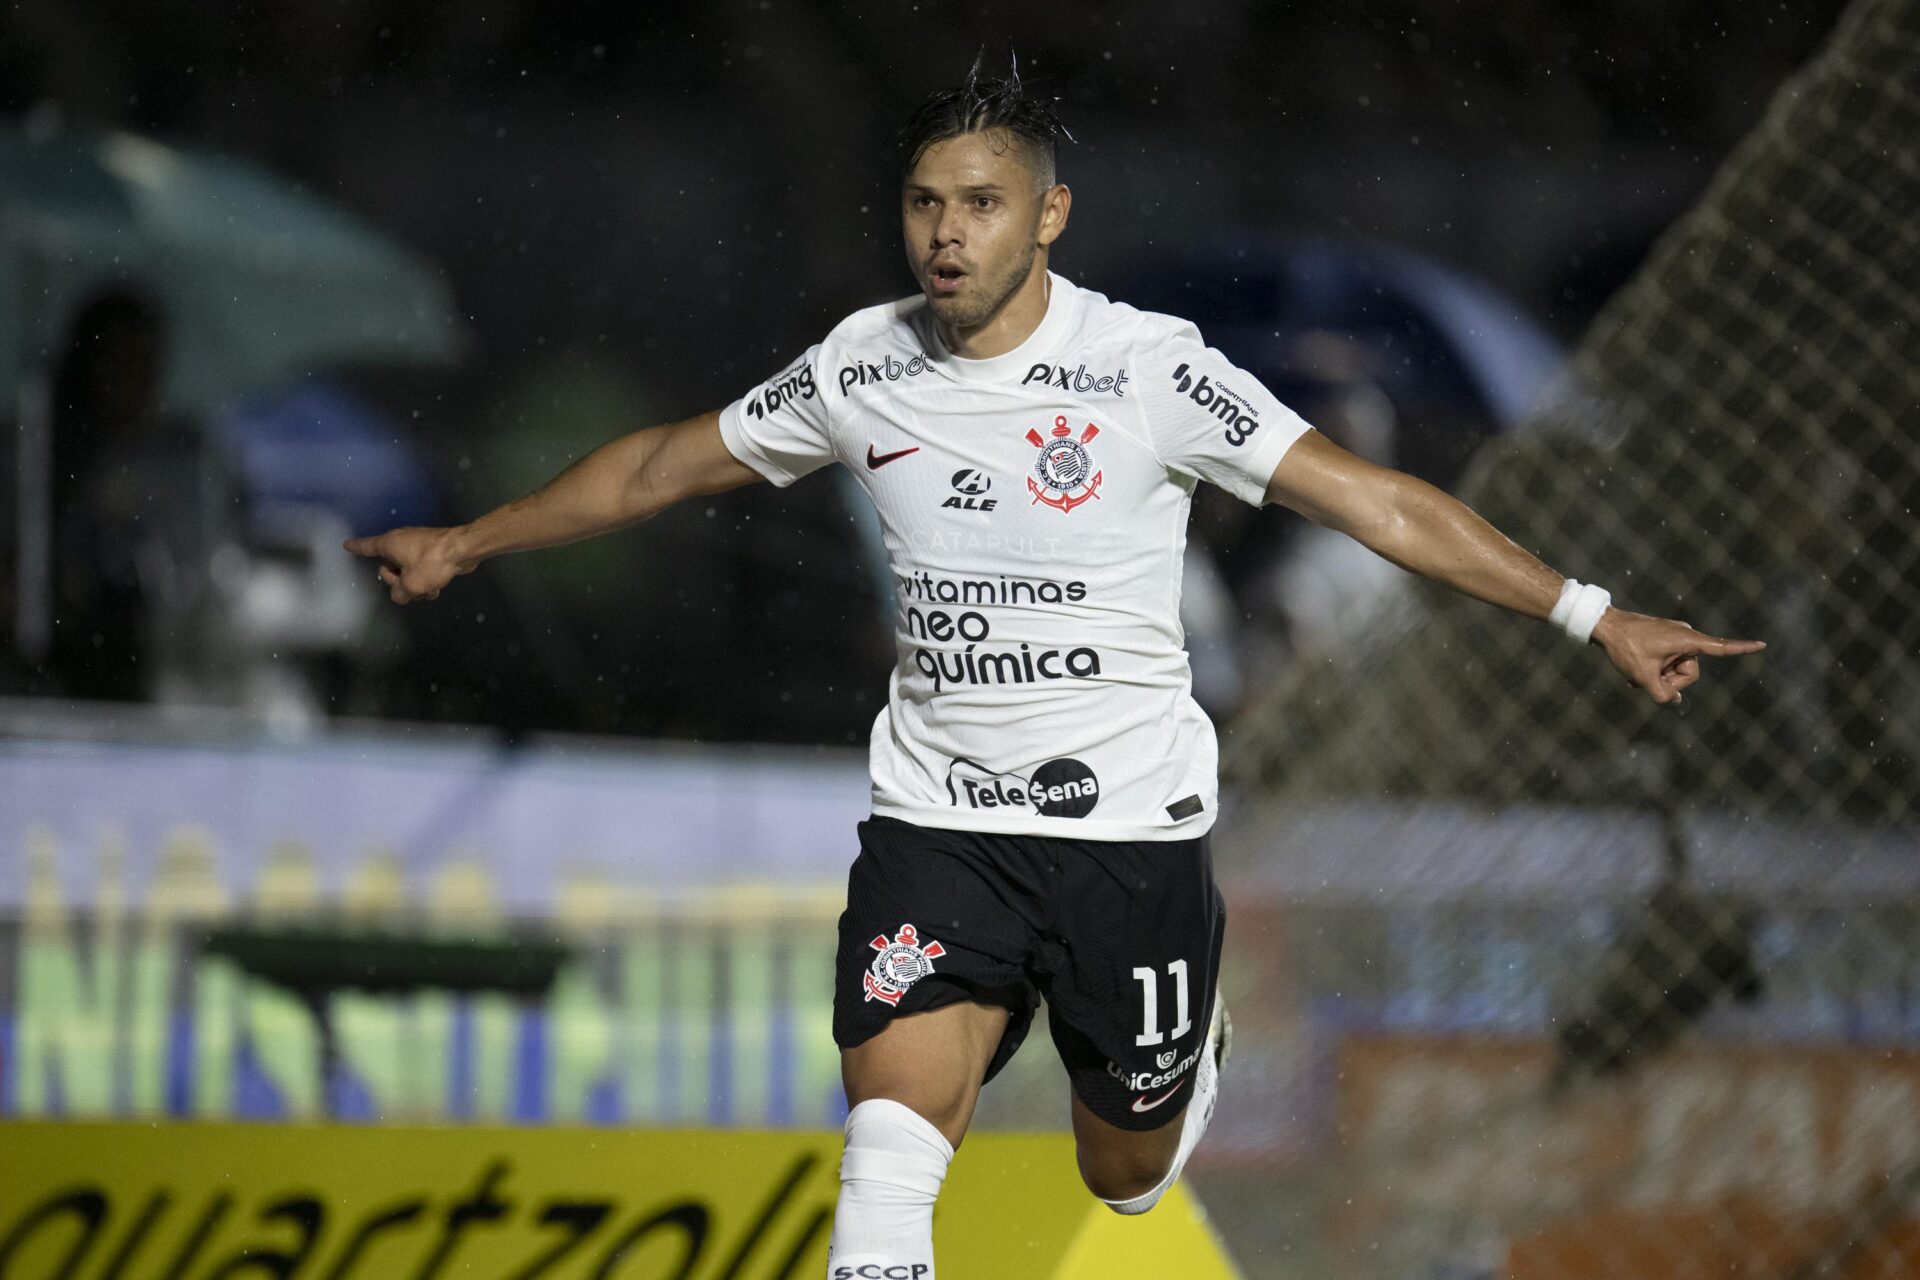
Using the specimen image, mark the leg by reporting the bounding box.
[1070,1088,1185,1201]
[827,819,1046,1280]
[1039,829,1230,1214]
[842,996,1010,1147]
[829,999,1009,1279]
[1072,992,1228,1214]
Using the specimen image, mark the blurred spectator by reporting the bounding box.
[37,291,246,701]
[1261,334,1406,657]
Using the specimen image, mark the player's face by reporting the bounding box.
[903,131,1065,330]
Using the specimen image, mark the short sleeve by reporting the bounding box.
[1136,323,1312,505]
[717,345,835,487]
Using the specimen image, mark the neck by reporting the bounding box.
[936,258,1052,360]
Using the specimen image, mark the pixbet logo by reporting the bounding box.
[942,469,997,512]
[1022,361,1129,396]
[1171,363,1262,446]
[839,351,931,395]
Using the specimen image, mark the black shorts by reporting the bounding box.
[832,815,1224,1131]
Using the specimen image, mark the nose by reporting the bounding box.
[931,202,966,250]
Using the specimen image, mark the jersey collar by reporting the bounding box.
[923,271,1075,383]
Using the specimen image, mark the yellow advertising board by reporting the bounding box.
[0,1122,1239,1279]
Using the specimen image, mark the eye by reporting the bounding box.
[911,195,937,210]
[973,196,996,210]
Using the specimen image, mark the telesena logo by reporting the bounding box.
[1022,361,1129,396]
[745,360,816,419]
[1171,363,1261,446]
[839,351,932,395]
[945,757,1100,818]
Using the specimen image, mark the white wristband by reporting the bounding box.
[1549,579,1612,644]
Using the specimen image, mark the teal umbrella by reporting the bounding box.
[0,123,463,409]
[2,121,465,663]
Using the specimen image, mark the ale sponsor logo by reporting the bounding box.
[943,469,997,512]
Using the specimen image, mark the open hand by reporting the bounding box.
[343,526,472,604]
[1590,608,1765,706]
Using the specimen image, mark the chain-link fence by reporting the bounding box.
[1204,0,1920,1275]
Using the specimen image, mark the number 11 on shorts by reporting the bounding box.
[1132,959,1191,1046]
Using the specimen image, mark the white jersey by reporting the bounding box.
[718,273,1311,840]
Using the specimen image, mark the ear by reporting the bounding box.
[1037,183,1071,247]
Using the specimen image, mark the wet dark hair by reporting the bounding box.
[898,54,1072,189]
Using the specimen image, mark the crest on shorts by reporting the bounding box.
[1026,416,1103,513]
[864,922,947,1006]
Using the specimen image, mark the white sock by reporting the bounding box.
[1099,1033,1220,1216]
[827,1098,953,1279]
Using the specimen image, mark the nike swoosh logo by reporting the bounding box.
[866,444,921,470]
[1130,1084,1186,1114]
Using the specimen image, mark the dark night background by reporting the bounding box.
[0,0,1847,744]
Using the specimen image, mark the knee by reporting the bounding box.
[902,1092,973,1151]
[1076,1147,1174,1207]
[848,1088,969,1150]
[842,1097,956,1196]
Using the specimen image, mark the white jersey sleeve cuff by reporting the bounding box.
[1236,408,1314,506]
[716,400,805,487]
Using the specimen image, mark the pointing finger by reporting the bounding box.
[344,536,383,557]
[1683,631,1765,655]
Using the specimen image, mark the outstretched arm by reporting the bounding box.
[345,409,760,604]
[1263,429,1764,705]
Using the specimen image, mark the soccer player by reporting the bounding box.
[347,69,1764,1278]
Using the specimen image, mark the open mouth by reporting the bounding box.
[929,262,966,294]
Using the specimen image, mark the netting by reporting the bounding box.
[1208,0,1920,1274]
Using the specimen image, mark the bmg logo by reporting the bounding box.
[1171,363,1262,447]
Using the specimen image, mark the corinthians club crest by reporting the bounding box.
[1026,416,1103,514]
[864,923,947,1006]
